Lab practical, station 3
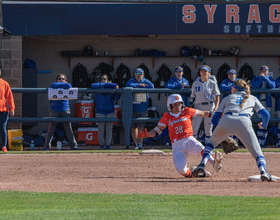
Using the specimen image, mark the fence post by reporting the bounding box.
[121,87,133,149]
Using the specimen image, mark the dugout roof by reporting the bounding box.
[3,1,280,35]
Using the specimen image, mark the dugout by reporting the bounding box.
[2,0,280,147]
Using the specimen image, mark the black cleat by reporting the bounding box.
[192,164,207,178]
[260,171,276,182]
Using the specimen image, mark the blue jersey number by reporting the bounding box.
[195,86,200,92]
[236,97,243,104]
[206,94,213,100]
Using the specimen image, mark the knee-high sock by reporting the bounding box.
[256,155,266,172]
[199,143,214,167]
[257,128,268,146]
[201,149,214,165]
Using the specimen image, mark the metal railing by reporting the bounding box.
[11,87,280,148]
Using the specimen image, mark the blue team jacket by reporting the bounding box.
[91,83,120,114]
[165,76,189,106]
[50,82,71,112]
[251,75,275,108]
[125,77,154,112]
[272,77,280,111]
[220,78,240,98]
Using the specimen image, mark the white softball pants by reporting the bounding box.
[172,136,213,176]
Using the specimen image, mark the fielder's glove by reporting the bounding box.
[139,129,149,139]
[220,137,239,154]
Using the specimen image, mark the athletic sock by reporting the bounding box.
[184,168,192,178]
[256,155,267,173]
[200,143,214,166]
[257,128,268,146]
[201,149,214,165]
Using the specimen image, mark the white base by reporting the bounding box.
[247,175,280,181]
[140,149,164,154]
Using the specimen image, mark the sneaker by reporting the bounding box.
[260,171,276,182]
[99,145,104,150]
[134,145,143,150]
[191,164,209,177]
[71,146,79,150]
[43,147,49,151]
[2,147,8,152]
[106,145,111,150]
[213,151,223,172]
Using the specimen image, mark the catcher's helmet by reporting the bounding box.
[167,94,184,111]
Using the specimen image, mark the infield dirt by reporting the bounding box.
[0,152,279,197]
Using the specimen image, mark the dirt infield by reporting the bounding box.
[0,152,279,197]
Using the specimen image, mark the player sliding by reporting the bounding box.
[139,94,223,178]
[192,79,276,182]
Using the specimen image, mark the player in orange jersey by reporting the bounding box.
[139,94,223,178]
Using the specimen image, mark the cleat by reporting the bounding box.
[261,171,276,182]
[2,147,8,152]
[191,165,210,178]
[213,151,223,172]
[71,146,79,150]
[106,145,111,150]
[204,169,212,177]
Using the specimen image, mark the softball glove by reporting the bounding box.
[220,137,239,154]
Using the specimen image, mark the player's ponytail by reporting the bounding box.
[235,79,250,109]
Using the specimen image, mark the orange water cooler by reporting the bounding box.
[75,100,95,124]
[77,127,99,145]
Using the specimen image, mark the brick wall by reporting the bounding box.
[0,35,22,129]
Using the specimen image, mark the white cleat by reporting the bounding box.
[213,151,223,172]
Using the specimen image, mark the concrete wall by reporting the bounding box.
[22,35,280,120]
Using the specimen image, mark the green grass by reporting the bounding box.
[0,191,279,220]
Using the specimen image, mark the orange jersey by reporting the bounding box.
[158,107,197,143]
[0,78,15,112]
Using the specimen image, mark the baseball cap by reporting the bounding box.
[135,68,144,75]
[200,66,210,72]
[174,66,183,73]
[260,66,269,71]
[227,69,236,75]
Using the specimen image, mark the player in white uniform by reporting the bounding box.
[192,79,276,181]
[190,65,220,143]
[139,94,223,178]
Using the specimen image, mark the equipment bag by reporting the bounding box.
[238,63,254,81]
[72,63,91,88]
[92,62,114,83]
[216,63,231,85]
[138,63,153,83]
[113,63,131,87]
[181,63,193,87]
